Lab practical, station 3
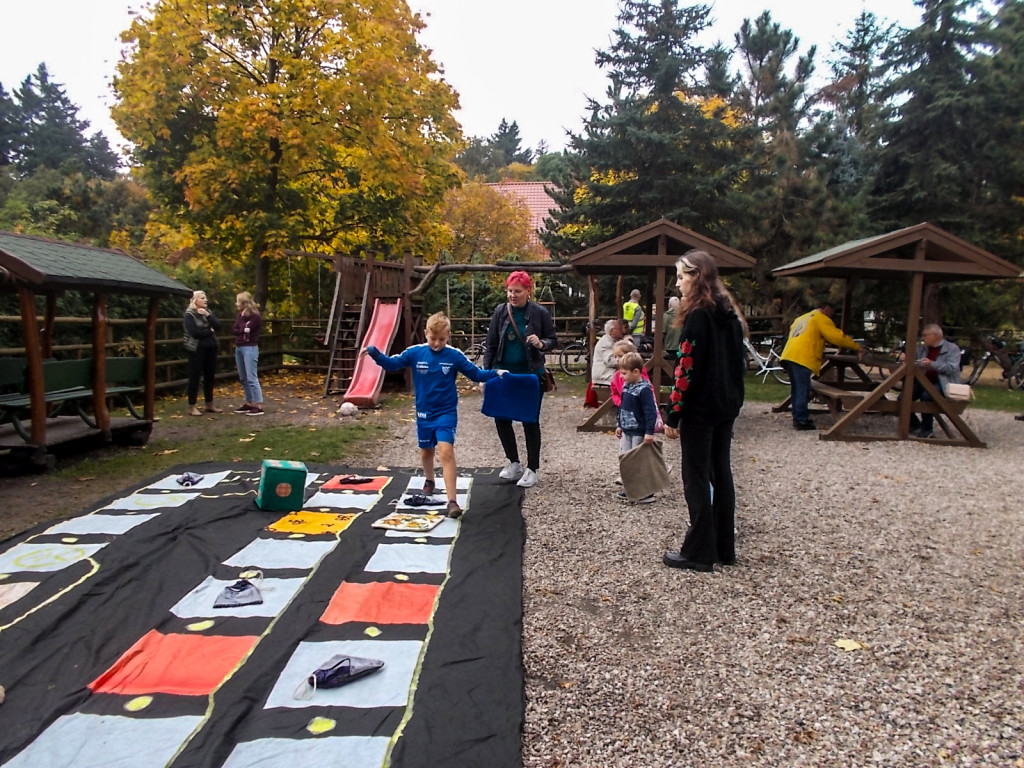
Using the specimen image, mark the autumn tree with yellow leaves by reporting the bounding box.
[112,0,463,306]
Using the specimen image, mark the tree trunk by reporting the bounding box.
[254,253,270,308]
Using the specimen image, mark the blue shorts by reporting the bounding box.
[416,414,457,449]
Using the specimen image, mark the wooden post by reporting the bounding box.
[93,293,111,437]
[19,287,46,446]
[145,297,159,421]
[43,293,57,359]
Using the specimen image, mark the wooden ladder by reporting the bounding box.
[323,276,365,396]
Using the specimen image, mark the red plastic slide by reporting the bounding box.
[343,299,403,408]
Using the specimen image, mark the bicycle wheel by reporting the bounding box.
[559,342,588,376]
[766,351,790,386]
[1008,357,1024,390]
[965,356,986,385]
[466,343,486,364]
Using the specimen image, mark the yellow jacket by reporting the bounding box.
[780,309,860,375]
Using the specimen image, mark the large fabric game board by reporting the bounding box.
[0,463,525,767]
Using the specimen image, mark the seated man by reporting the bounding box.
[591,318,628,386]
[907,324,961,438]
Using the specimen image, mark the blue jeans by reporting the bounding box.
[235,345,262,404]
[784,360,813,424]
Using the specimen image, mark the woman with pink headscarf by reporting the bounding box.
[483,271,558,489]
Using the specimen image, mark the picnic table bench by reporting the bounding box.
[0,357,145,441]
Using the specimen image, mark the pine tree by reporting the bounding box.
[543,0,743,256]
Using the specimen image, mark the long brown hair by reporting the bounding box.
[674,250,748,335]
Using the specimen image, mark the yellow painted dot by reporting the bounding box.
[394,573,409,581]
[186,620,215,631]
[288,533,306,539]
[414,537,428,544]
[307,717,336,735]
[0,574,8,581]
[238,570,260,579]
[124,696,153,712]
[61,537,79,543]
[364,626,382,638]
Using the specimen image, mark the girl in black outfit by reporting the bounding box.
[662,251,746,572]
[483,271,558,489]
[183,290,223,416]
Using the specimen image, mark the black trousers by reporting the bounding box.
[677,418,736,565]
[187,346,217,405]
[494,419,542,471]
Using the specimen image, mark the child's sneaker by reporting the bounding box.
[446,500,463,519]
[616,490,628,500]
[423,478,436,495]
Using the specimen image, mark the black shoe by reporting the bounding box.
[1015,413,1024,422]
[913,428,934,439]
[719,558,736,566]
[793,421,816,431]
[662,551,714,572]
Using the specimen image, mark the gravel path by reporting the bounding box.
[369,388,1023,767]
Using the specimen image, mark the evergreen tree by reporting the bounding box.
[543,0,743,256]
[490,119,533,165]
[870,0,988,235]
[10,64,119,180]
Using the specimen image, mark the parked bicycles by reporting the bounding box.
[962,335,1024,388]
[743,335,790,385]
[452,332,487,364]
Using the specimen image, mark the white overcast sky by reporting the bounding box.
[1,0,927,153]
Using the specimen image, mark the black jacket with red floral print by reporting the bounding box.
[665,299,745,429]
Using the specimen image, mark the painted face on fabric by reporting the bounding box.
[426,328,450,352]
[506,284,530,307]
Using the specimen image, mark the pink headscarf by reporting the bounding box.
[506,271,533,290]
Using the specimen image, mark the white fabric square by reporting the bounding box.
[264,640,423,709]
[383,518,458,538]
[0,542,106,574]
[303,491,381,511]
[44,513,158,536]
[407,475,472,492]
[223,736,390,768]
[3,713,203,768]
[364,542,452,574]
[224,538,338,571]
[144,470,232,490]
[170,576,307,618]
[102,492,198,511]
[0,581,38,609]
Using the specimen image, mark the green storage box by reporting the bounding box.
[256,459,308,511]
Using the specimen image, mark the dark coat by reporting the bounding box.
[483,301,558,372]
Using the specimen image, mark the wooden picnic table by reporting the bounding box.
[774,352,982,446]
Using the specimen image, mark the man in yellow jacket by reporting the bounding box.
[781,300,864,430]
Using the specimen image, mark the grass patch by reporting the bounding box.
[52,420,389,485]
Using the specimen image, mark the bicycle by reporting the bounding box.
[743,336,790,385]
[559,337,589,376]
[962,335,1024,388]
[451,331,486,364]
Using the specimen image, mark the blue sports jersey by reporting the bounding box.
[366,344,498,420]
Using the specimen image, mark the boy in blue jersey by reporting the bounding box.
[363,312,502,518]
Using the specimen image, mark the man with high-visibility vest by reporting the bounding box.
[623,289,645,344]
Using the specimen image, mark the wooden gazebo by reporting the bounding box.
[569,219,755,431]
[0,232,192,467]
[772,222,1023,447]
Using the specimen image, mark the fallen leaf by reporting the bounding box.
[263,447,272,451]
[310,452,320,457]
[239,437,255,443]
[154,449,179,456]
[558,680,574,689]
[376,465,390,472]
[834,638,866,652]
[76,477,96,482]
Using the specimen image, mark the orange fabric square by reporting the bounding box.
[321,581,439,626]
[267,510,357,535]
[320,475,390,492]
[89,630,258,696]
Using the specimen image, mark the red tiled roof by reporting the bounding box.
[487,181,561,251]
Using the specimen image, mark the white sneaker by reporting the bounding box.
[517,468,538,488]
[499,461,523,481]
